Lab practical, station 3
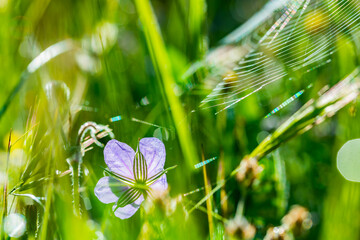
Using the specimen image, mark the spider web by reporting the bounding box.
[200,0,360,113]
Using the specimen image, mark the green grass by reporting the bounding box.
[1,0,360,239]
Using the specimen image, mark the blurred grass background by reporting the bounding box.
[0,0,360,239]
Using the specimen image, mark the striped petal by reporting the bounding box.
[114,188,142,210]
[133,146,148,182]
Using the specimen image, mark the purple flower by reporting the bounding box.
[94,138,169,219]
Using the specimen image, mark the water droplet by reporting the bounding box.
[4,213,27,238]
[337,139,360,182]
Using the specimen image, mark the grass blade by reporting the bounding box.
[202,146,214,239]
[0,130,11,239]
[134,0,199,168]
[190,66,360,215]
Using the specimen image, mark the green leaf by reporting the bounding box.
[10,177,48,193]
[134,0,199,169]
[146,165,177,186]
[101,166,135,187]
[11,193,45,209]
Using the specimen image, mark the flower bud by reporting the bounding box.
[143,189,182,218]
[264,226,289,240]
[225,217,256,240]
[281,205,312,236]
[236,157,263,187]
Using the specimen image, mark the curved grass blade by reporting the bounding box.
[11,193,45,209]
[134,0,199,169]
[190,67,360,214]
[0,40,75,120]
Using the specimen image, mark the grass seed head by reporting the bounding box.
[236,157,263,187]
[281,205,312,236]
[225,217,256,240]
[264,226,289,240]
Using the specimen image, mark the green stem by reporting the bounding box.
[39,147,55,240]
[134,0,199,169]
[0,130,11,240]
[70,151,82,217]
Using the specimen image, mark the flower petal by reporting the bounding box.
[104,139,135,179]
[139,138,166,177]
[112,195,144,219]
[150,174,168,191]
[94,177,128,204]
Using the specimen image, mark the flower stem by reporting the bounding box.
[202,145,214,240]
[134,0,199,169]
